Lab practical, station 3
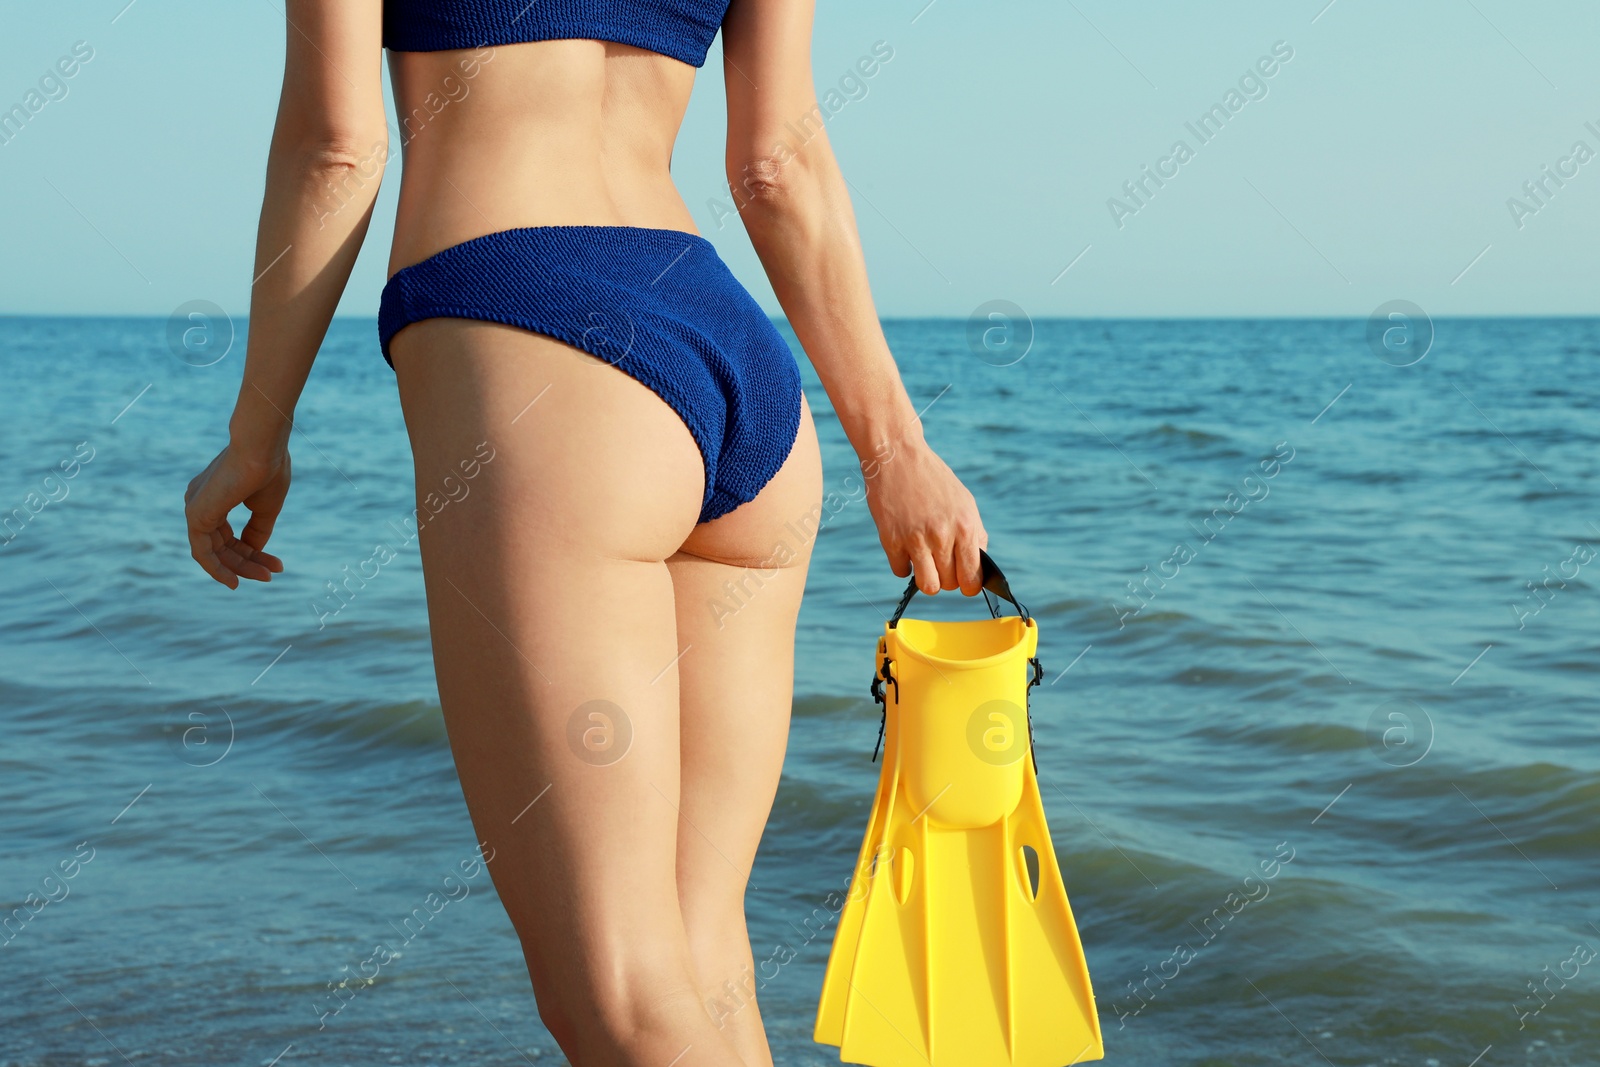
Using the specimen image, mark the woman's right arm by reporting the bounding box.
[721,0,987,596]
[185,0,388,588]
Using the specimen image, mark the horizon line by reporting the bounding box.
[3,312,1599,323]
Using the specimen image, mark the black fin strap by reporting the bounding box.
[888,577,919,629]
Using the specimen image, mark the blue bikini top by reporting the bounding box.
[384,0,733,67]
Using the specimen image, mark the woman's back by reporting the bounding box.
[386,11,709,274]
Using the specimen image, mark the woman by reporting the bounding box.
[184,2,986,1063]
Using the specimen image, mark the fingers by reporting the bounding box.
[213,514,282,583]
[187,488,237,588]
[869,447,987,597]
[929,498,988,595]
[917,511,988,597]
[931,537,959,593]
[250,547,286,572]
[186,443,293,587]
[187,491,281,588]
[956,528,984,596]
[235,510,285,579]
[219,536,281,582]
[910,544,940,596]
[238,512,285,573]
[887,528,985,597]
[884,547,911,580]
[189,523,239,589]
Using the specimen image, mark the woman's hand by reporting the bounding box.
[863,432,988,597]
[184,443,290,589]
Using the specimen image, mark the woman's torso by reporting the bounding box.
[385,36,704,277]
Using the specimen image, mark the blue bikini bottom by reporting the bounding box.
[378,225,803,525]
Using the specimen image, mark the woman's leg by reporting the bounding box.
[668,398,823,1067]
[391,318,750,1067]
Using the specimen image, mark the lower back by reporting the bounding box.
[386,39,702,274]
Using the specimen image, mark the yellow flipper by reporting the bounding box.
[815,557,1103,1067]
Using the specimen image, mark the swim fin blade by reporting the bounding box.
[815,565,1102,1066]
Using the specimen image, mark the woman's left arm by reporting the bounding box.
[721,0,988,596]
[185,1,387,588]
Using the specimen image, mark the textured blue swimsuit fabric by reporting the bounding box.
[383,0,731,66]
[378,226,803,524]
[379,4,797,522]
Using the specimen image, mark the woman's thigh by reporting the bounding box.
[667,398,822,1006]
[389,317,709,1005]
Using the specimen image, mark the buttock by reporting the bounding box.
[378,226,804,524]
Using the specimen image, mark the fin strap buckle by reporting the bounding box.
[869,656,895,761]
[1026,655,1043,774]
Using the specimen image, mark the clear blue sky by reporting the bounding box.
[2,0,1596,318]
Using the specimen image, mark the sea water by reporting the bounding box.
[2,315,1597,1065]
